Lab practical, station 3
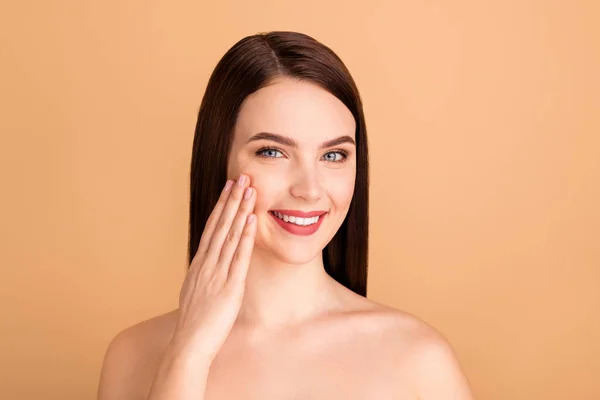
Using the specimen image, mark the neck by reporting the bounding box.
[234,247,340,331]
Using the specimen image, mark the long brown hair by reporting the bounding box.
[188,31,370,296]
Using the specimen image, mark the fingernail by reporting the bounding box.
[247,214,255,224]
[237,174,246,187]
[224,180,234,191]
[244,187,253,200]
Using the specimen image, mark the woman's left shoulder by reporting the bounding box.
[358,301,473,399]
[344,297,434,339]
[357,300,458,361]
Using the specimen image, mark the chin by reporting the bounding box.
[254,236,324,265]
[271,246,323,265]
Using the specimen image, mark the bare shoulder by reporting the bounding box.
[358,300,473,400]
[97,309,179,400]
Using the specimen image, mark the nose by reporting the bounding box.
[289,165,323,202]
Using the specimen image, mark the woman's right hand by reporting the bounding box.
[170,174,257,364]
[145,174,257,399]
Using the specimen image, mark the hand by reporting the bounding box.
[170,174,257,363]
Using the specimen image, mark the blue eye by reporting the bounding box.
[324,152,345,162]
[255,146,349,164]
[258,147,283,158]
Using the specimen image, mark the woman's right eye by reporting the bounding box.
[256,147,284,159]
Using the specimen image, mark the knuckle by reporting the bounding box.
[205,215,215,228]
[233,250,243,263]
[227,229,238,243]
[241,200,253,210]
[216,217,227,231]
[229,189,242,201]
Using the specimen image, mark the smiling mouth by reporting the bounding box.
[268,210,328,236]
[269,210,324,224]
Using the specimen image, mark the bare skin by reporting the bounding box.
[98,290,471,399]
[98,78,473,399]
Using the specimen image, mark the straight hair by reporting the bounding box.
[188,31,370,296]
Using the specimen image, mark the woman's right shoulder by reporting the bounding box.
[97,309,179,400]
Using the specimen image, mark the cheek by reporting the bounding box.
[330,175,355,208]
[244,171,282,212]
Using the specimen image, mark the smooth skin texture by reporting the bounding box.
[97,77,473,400]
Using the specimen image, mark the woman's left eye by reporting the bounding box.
[255,147,349,164]
[323,152,346,162]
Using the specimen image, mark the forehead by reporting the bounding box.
[234,78,356,145]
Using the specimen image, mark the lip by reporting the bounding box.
[268,210,327,236]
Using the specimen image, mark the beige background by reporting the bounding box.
[1,1,599,399]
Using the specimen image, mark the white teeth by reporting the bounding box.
[272,211,320,226]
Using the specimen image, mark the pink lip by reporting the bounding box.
[268,210,327,236]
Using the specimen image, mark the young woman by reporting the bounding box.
[98,31,473,400]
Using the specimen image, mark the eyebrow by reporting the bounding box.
[246,132,356,149]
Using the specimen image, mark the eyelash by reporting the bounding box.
[255,146,350,164]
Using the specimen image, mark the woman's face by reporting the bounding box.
[227,77,357,264]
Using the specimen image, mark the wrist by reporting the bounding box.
[164,338,214,373]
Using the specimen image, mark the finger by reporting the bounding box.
[204,175,250,271]
[226,212,257,290]
[216,186,256,275]
[194,179,235,266]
